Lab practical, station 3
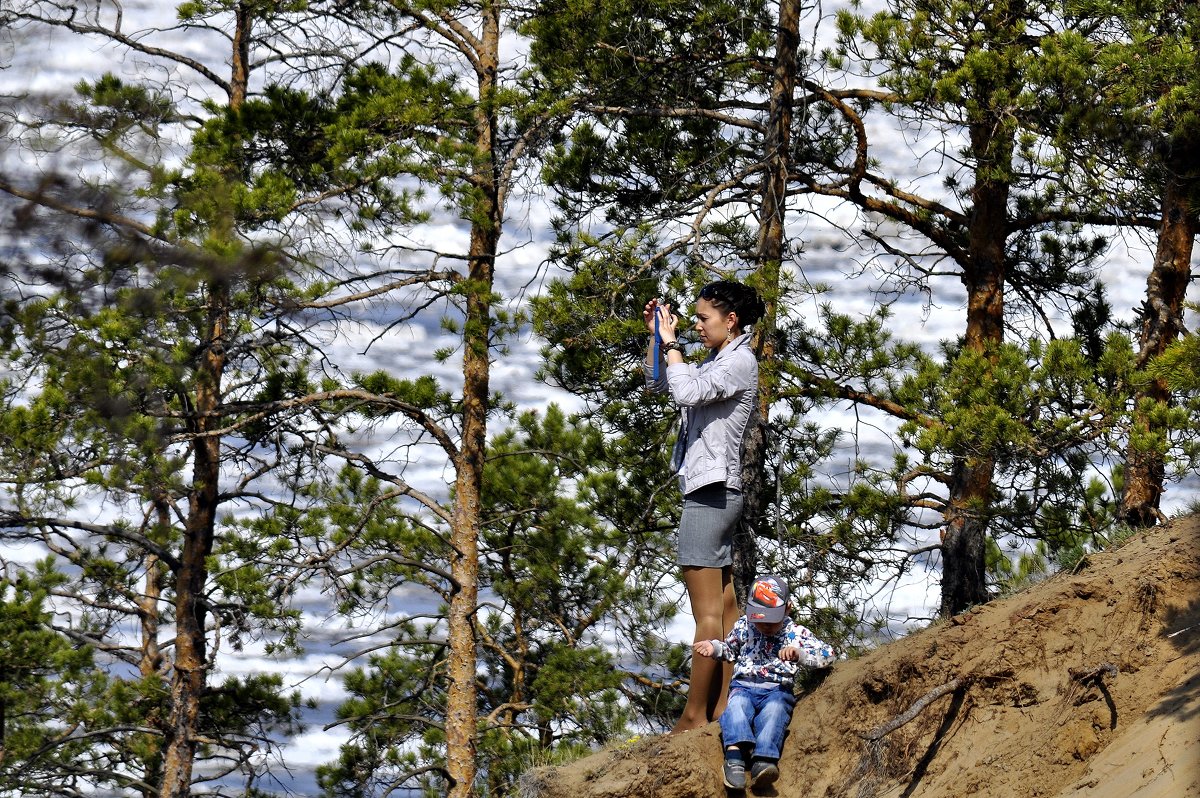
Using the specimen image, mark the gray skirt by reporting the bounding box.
[677,483,743,568]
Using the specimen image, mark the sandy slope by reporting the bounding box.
[521,517,1200,798]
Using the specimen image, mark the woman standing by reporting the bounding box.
[643,279,766,732]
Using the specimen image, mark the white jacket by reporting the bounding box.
[645,333,758,494]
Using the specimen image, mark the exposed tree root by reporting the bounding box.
[849,676,971,798]
[1067,662,1117,685]
[862,676,968,741]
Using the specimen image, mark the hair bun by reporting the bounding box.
[738,285,766,327]
[700,279,765,327]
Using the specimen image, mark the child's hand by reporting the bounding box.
[779,645,800,662]
[693,640,715,658]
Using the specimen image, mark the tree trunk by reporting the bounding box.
[445,259,492,798]
[0,689,6,771]
[1118,149,1197,527]
[159,11,249,792]
[939,116,1010,618]
[160,283,227,798]
[735,0,798,600]
[139,503,167,798]
[940,457,993,616]
[444,5,501,797]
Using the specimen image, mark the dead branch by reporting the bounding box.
[1068,662,1119,730]
[851,676,971,798]
[861,676,968,742]
[1068,662,1118,685]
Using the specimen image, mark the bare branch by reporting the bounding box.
[861,676,968,741]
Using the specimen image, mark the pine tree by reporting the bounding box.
[1067,0,1200,526]
[813,0,1125,616]
[0,2,431,795]
[279,1,586,794]
[315,406,685,795]
[523,0,851,602]
[530,0,1138,628]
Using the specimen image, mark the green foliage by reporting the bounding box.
[7,1,1200,795]
[737,282,1149,632]
[523,0,773,225]
[531,231,665,402]
[0,1,489,793]
[358,372,446,410]
[0,564,174,796]
[177,0,309,21]
[202,674,304,739]
[0,567,95,745]
[318,406,685,794]
[1150,320,1200,392]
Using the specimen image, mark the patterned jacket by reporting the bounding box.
[707,616,836,689]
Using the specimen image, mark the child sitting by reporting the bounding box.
[692,574,836,790]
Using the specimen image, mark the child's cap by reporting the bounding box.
[746,575,789,623]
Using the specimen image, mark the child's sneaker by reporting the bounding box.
[749,759,779,788]
[722,757,747,790]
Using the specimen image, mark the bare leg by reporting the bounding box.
[712,573,738,716]
[673,565,737,733]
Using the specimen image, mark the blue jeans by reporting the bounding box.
[719,684,796,761]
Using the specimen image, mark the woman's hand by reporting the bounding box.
[643,299,658,334]
[643,299,679,342]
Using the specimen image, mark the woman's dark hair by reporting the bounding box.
[698,280,766,329]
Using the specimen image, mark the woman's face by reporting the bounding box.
[694,297,736,350]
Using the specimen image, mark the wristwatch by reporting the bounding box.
[662,341,684,353]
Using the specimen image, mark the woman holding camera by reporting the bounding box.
[643,279,766,732]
